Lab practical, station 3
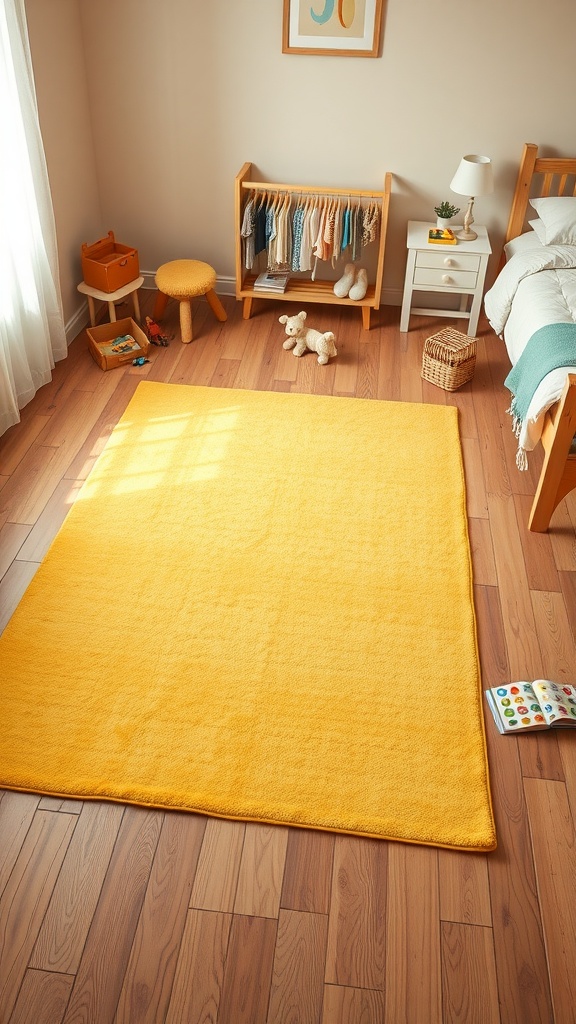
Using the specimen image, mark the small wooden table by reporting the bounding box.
[77,276,144,327]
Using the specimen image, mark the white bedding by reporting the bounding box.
[483,232,576,452]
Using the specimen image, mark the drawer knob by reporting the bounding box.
[442,274,453,284]
[443,258,454,267]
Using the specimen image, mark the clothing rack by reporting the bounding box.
[234,163,392,329]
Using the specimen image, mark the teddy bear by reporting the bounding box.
[279,311,337,365]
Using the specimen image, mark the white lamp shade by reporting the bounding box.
[450,155,494,198]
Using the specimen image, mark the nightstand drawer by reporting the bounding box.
[414,267,478,289]
[415,250,481,272]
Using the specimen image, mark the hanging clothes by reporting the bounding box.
[362,201,379,245]
[242,186,381,279]
[241,195,256,270]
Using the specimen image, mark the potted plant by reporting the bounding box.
[434,201,460,229]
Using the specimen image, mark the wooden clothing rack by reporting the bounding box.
[234,162,392,330]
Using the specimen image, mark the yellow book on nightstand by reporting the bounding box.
[428,228,457,245]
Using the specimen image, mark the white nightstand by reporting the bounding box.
[400,221,491,337]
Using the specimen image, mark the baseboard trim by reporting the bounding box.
[67,275,402,340]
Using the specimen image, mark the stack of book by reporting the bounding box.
[254,272,290,292]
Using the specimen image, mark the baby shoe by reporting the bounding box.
[349,267,368,301]
[333,262,356,298]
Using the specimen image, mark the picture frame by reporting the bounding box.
[282,0,384,57]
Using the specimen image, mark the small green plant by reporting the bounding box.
[434,201,460,219]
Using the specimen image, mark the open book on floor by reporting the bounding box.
[485,680,576,733]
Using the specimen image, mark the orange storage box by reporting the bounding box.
[86,317,150,371]
[81,230,139,293]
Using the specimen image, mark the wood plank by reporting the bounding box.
[384,842,442,1024]
[190,817,246,912]
[514,494,561,592]
[165,909,232,1024]
[234,318,275,392]
[321,984,384,1024]
[0,523,31,580]
[63,375,140,482]
[0,791,40,898]
[281,828,334,914]
[549,503,576,571]
[211,356,240,390]
[558,570,576,644]
[267,909,328,1024]
[16,477,84,563]
[0,809,76,1024]
[9,968,74,1024]
[30,802,126,973]
[462,437,489,519]
[438,850,492,927]
[325,836,387,991]
[531,589,576,683]
[473,584,509,688]
[355,338,379,400]
[484,722,554,1023]
[115,812,206,1024]
[0,443,60,528]
[468,518,497,586]
[233,823,289,919]
[62,806,163,1024]
[217,915,277,1024]
[0,413,51,477]
[487,492,542,678]
[441,922,500,1024]
[524,778,576,1023]
[376,316,400,402]
[399,332,423,404]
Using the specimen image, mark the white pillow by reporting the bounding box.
[528,218,547,244]
[504,228,544,259]
[529,196,576,245]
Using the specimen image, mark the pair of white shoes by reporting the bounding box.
[333,263,368,301]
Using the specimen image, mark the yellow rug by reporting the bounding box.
[0,382,496,851]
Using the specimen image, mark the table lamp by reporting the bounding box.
[449,155,494,241]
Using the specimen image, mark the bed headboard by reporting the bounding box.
[504,142,576,245]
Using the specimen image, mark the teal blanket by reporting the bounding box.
[505,322,576,426]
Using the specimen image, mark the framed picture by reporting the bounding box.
[282,0,384,57]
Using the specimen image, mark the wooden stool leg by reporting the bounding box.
[132,289,141,322]
[205,288,227,323]
[87,295,96,328]
[108,301,117,323]
[179,298,193,343]
[153,291,169,320]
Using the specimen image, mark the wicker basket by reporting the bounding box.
[421,327,477,391]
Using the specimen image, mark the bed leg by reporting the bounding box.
[528,375,576,532]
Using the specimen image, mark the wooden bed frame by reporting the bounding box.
[502,143,576,531]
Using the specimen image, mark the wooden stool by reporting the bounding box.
[77,276,144,327]
[153,260,227,343]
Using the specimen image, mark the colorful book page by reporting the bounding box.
[532,680,576,725]
[489,682,548,732]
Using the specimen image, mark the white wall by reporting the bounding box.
[25,0,576,325]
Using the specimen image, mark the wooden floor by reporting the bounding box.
[1,290,575,1024]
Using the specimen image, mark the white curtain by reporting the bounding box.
[0,0,67,438]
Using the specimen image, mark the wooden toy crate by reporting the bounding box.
[421,327,476,391]
[87,317,150,371]
[81,231,139,292]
